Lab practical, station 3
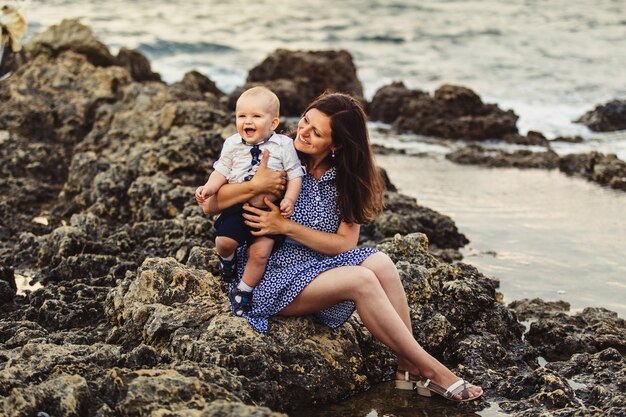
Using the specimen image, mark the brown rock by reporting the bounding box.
[240,49,364,116]
[115,47,162,82]
[369,82,518,140]
[25,19,116,66]
[575,99,626,132]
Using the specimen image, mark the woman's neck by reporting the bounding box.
[306,157,331,180]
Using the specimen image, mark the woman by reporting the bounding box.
[200,92,482,402]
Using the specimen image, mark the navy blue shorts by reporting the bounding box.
[214,203,285,246]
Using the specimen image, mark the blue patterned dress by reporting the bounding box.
[231,167,379,332]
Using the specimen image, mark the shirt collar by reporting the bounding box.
[240,131,278,147]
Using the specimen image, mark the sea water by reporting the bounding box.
[13,0,626,144]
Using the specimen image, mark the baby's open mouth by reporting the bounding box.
[245,128,256,135]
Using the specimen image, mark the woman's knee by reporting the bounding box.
[353,268,385,299]
[364,252,400,284]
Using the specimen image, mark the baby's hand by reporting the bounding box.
[280,198,295,218]
[195,186,206,204]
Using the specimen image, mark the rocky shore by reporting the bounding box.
[1,20,624,417]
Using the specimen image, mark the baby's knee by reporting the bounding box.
[216,236,238,254]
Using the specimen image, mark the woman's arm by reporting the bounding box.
[243,198,360,257]
[200,149,286,215]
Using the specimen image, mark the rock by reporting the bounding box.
[366,81,428,123]
[368,82,518,140]
[100,233,536,412]
[552,135,584,144]
[502,131,549,146]
[360,192,469,251]
[546,348,626,415]
[525,307,626,361]
[499,367,580,414]
[446,144,560,169]
[558,151,626,191]
[1,374,92,417]
[0,51,132,144]
[25,19,116,66]
[508,298,571,321]
[576,99,626,132]
[0,263,16,304]
[445,146,626,192]
[180,70,225,97]
[115,47,162,82]
[236,49,364,116]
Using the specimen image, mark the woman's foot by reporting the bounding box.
[422,378,483,402]
[406,367,482,401]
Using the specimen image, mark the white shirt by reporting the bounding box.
[213,132,305,183]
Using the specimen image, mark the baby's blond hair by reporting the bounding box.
[237,86,280,118]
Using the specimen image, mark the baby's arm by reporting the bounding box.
[279,176,302,218]
[195,171,227,204]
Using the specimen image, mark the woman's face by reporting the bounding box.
[295,108,333,158]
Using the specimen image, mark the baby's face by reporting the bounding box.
[235,95,278,145]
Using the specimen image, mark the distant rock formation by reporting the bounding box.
[229,49,364,116]
[576,99,626,132]
[446,145,626,191]
[368,81,519,140]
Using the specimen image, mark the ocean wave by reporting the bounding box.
[137,39,235,58]
[356,35,405,44]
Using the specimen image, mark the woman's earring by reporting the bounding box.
[331,150,335,158]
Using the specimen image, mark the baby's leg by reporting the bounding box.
[241,236,274,287]
[216,236,239,283]
[230,237,274,316]
[215,236,238,258]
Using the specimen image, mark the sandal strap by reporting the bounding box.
[397,369,422,382]
[445,379,467,396]
[423,378,471,399]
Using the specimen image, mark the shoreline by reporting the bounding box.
[374,151,626,319]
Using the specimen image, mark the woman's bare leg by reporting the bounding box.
[360,252,414,377]
[279,266,482,399]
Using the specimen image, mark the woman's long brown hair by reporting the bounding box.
[301,92,385,224]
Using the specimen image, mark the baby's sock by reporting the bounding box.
[220,253,234,261]
[237,281,254,293]
[233,281,254,304]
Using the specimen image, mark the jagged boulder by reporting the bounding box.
[508,298,571,321]
[446,144,560,169]
[558,151,626,191]
[103,233,535,412]
[231,49,364,116]
[116,47,162,82]
[361,192,469,251]
[25,19,116,66]
[525,307,626,361]
[576,99,626,132]
[368,82,518,140]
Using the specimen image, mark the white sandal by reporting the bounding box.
[394,370,432,397]
[421,378,483,402]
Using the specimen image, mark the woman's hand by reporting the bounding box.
[249,149,287,197]
[243,198,290,236]
[202,149,286,215]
